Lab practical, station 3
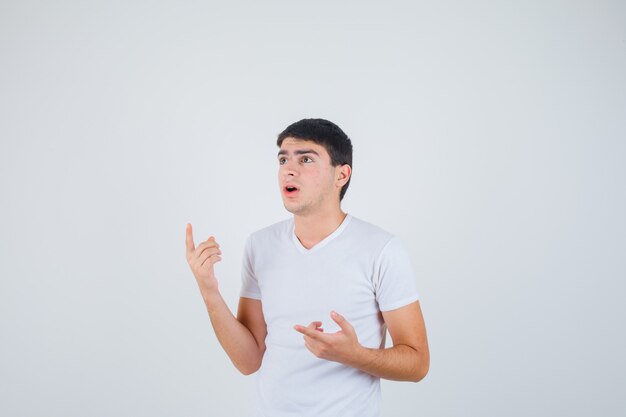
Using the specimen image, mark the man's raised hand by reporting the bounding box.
[185,223,222,295]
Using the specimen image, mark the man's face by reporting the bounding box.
[277,137,342,216]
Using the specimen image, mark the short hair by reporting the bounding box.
[277,118,353,201]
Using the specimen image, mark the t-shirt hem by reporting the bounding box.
[240,291,262,300]
[378,293,419,312]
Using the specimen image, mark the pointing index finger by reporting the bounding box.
[185,223,195,254]
[294,324,324,340]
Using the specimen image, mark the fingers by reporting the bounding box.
[200,249,222,267]
[185,224,222,265]
[195,237,220,258]
[295,313,352,338]
[306,321,323,332]
[330,311,354,334]
[293,323,323,340]
[198,245,221,261]
[185,223,195,255]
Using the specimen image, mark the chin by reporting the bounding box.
[283,202,306,215]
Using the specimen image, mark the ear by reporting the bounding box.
[336,164,351,186]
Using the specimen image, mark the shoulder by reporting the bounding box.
[346,214,396,244]
[343,214,402,257]
[246,217,292,245]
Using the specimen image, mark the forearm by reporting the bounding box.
[201,289,262,375]
[350,344,429,382]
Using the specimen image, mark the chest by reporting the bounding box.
[256,254,377,326]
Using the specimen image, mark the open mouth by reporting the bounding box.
[284,185,299,195]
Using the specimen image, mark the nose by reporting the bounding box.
[280,158,299,177]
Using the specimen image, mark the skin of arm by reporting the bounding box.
[294,300,429,382]
[202,292,267,375]
[185,225,267,376]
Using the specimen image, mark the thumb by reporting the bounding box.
[331,311,353,334]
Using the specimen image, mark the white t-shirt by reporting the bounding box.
[239,213,420,417]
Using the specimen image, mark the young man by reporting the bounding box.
[185,118,429,417]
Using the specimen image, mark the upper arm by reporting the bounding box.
[237,297,268,356]
[381,300,430,371]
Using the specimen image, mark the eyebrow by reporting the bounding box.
[277,149,321,158]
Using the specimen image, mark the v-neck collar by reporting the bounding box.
[291,213,352,254]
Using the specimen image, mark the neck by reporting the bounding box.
[293,207,347,248]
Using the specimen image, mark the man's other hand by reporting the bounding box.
[293,311,365,367]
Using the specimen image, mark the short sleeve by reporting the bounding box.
[239,234,262,300]
[373,236,420,311]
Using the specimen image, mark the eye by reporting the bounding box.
[278,157,286,164]
[302,156,313,163]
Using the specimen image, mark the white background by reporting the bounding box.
[1,1,625,416]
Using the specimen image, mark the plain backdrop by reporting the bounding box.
[1,1,625,416]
